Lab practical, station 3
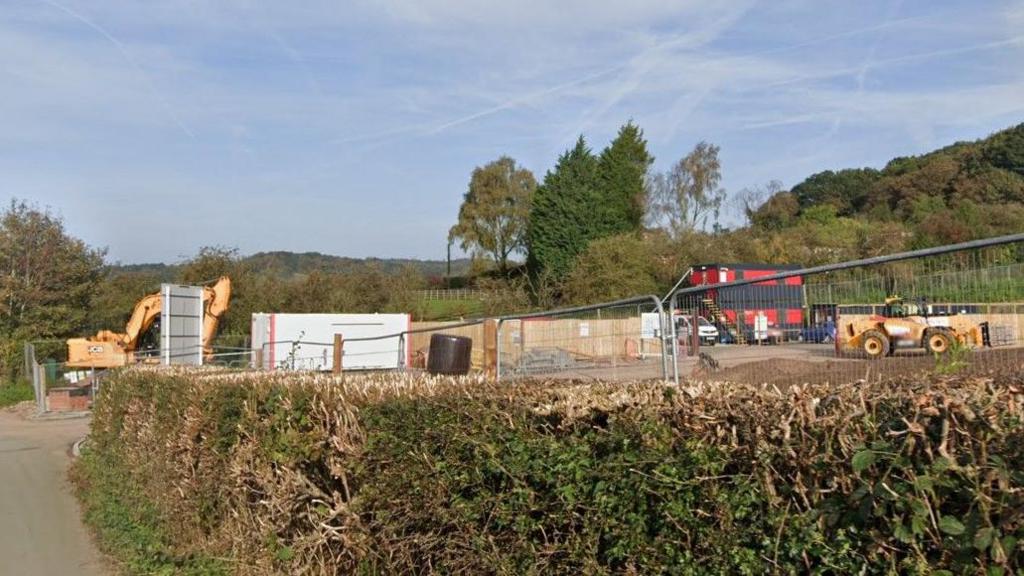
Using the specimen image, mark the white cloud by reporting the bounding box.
[3,0,1023,262]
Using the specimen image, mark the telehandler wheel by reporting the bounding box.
[862,330,890,359]
[925,330,953,355]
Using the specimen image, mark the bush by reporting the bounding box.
[0,380,33,407]
[77,367,1024,574]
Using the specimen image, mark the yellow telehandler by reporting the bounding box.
[842,296,989,359]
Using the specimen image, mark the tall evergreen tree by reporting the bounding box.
[596,121,654,233]
[527,136,600,279]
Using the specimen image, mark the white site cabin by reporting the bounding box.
[251,313,410,371]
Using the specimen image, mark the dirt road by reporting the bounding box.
[0,408,106,576]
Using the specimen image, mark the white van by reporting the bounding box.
[674,314,719,346]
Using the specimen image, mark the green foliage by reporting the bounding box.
[73,447,229,575]
[527,136,602,280]
[81,369,1024,574]
[414,297,485,321]
[450,156,537,275]
[790,168,881,216]
[561,233,659,305]
[0,380,33,407]
[750,122,1024,250]
[86,270,163,333]
[934,338,972,375]
[595,121,654,234]
[0,200,105,379]
[983,123,1024,176]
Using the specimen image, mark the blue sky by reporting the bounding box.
[3,0,1023,264]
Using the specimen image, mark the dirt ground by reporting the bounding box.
[0,406,106,576]
[518,343,1024,386]
[705,344,1024,388]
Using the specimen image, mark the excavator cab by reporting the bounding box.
[883,295,927,318]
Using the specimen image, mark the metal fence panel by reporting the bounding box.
[669,235,1024,388]
[496,295,669,382]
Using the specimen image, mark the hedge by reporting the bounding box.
[75,367,1024,574]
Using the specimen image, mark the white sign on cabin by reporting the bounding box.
[640,313,661,339]
[754,312,769,341]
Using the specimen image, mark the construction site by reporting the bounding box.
[23,232,1024,413]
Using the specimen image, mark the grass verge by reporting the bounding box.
[0,380,33,407]
[416,297,485,320]
[71,448,229,575]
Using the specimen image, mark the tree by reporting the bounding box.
[527,136,601,280]
[596,122,654,234]
[649,141,727,234]
[179,245,240,284]
[735,180,784,225]
[983,122,1024,177]
[178,246,264,335]
[0,200,105,377]
[790,168,881,216]
[748,191,800,230]
[87,271,162,333]
[449,157,536,276]
[561,234,658,305]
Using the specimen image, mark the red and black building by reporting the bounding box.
[690,263,805,336]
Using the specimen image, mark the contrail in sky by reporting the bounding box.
[36,0,197,140]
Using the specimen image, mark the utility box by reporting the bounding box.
[251,313,410,371]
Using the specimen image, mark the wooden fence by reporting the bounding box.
[410,317,664,370]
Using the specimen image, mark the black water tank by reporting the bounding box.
[427,334,473,375]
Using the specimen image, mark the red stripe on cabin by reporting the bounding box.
[268,314,276,370]
[742,269,777,286]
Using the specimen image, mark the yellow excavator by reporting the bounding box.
[66,277,232,368]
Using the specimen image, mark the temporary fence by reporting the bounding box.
[249,319,491,375]
[496,295,668,381]
[20,233,1024,411]
[258,296,672,382]
[23,339,254,413]
[669,232,1024,387]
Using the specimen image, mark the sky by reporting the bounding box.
[3,0,1023,264]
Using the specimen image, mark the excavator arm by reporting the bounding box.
[66,276,231,368]
[201,276,232,357]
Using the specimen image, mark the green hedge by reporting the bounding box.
[76,367,1024,574]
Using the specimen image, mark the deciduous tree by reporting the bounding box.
[562,234,658,305]
[0,200,105,377]
[649,141,727,234]
[450,157,536,276]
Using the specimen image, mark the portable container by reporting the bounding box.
[251,313,410,371]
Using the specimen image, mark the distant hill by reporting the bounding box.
[242,251,472,279]
[109,252,473,282]
[753,122,1024,245]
